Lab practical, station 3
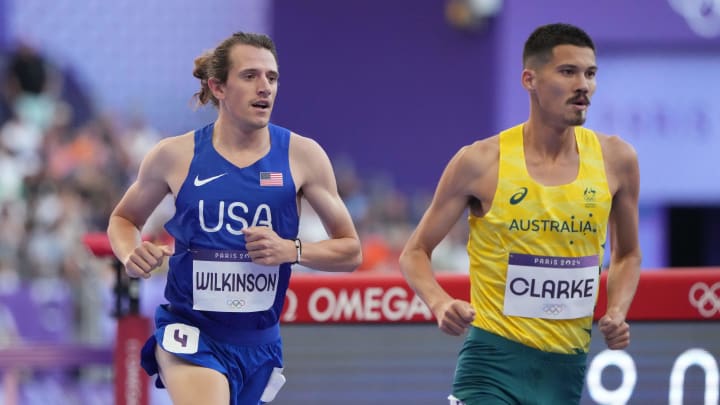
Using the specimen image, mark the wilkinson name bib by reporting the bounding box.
[191,249,279,313]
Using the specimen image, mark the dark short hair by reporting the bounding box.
[522,23,595,68]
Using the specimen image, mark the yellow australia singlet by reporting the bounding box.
[468,124,611,354]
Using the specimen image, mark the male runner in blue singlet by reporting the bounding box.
[107,32,362,404]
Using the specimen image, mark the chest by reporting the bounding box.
[524,154,580,187]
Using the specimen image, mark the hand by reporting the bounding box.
[124,241,173,279]
[243,226,294,266]
[598,313,630,350]
[432,299,476,336]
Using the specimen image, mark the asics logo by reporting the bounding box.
[194,173,227,186]
[689,282,720,318]
[510,187,528,205]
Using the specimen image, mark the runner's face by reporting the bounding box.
[533,45,597,127]
[218,44,279,130]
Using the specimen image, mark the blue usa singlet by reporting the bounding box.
[163,122,298,344]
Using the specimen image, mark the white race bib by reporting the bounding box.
[162,323,200,354]
[503,253,599,320]
[192,249,279,313]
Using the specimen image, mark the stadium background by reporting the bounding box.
[0,0,718,404]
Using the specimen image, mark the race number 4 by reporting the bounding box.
[162,323,200,354]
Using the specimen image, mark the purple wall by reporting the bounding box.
[271,0,720,193]
[0,0,6,50]
[494,0,720,132]
[489,0,720,267]
[3,0,271,136]
[271,0,498,192]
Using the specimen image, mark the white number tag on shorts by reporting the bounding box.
[503,253,599,319]
[162,323,200,354]
[192,250,279,313]
[260,367,286,402]
[448,395,466,405]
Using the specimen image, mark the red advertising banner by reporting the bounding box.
[114,315,151,405]
[281,268,720,323]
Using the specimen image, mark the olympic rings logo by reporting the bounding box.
[688,282,720,318]
[668,0,720,38]
[226,298,247,308]
[542,303,565,315]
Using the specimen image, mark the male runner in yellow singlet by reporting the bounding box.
[399,23,641,405]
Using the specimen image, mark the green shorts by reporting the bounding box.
[452,327,587,405]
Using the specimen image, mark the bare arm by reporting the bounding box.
[107,137,179,278]
[288,134,362,272]
[399,144,490,335]
[599,136,642,349]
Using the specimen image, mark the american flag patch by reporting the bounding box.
[260,172,283,186]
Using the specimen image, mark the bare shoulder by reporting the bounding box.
[288,131,333,190]
[595,132,639,171]
[452,135,500,176]
[595,132,640,198]
[140,131,193,168]
[288,131,332,170]
[137,131,195,189]
[434,135,499,204]
[466,135,499,161]
[289,131,325,157]
[153,131,194,157]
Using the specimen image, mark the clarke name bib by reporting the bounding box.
[503,253,599,320]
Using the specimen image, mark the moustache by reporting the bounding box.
[568,96,591,105]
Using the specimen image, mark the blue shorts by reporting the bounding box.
[141,305,284,405]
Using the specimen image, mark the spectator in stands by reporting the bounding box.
[3,40,57,132]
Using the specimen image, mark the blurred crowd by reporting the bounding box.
[0,42,469,346]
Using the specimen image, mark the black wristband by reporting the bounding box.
[293,238,302,264]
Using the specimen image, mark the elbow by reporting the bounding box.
[106,215,116,236]
[348,241,364,271]
[626,247,643,268]
[340,239,363,272]
[398,250,410,274]
[349,251,363,272]
[398,247,418,278]
[610,248,642,272]
[106,215,121,242]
